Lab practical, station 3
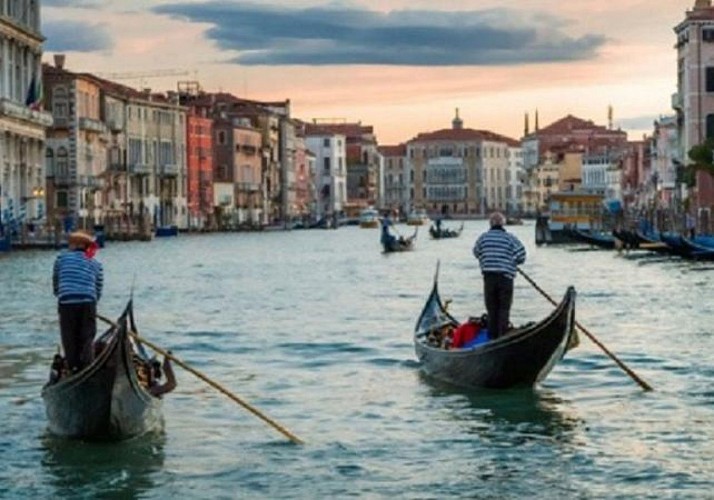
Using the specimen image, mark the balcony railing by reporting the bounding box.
[0,97,53,127]
[78,117,107,134]
[78,175,105,189]
[236,182,261,192]
[106,117,123,132]
[159,164,179,177]
[128,163,152,175]
[671,92,683,111]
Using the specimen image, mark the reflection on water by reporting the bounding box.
[41,431,166,499]
[419,372,582,442]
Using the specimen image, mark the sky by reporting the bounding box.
[41,0,696,144]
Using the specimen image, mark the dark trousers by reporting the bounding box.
[483,272,514,339]
[58,302,97,372]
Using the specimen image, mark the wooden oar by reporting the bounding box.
[97,313,305,444]
[516,268,653,392]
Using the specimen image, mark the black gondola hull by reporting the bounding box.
[414,281,577,389]
[42,304,163,440]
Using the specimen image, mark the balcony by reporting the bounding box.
[671,92,683,111]
[78,175,105,189]
[128,163,152,175]
[79,117,107,134]
[0,97,53,127]
[236,182,261,193]
[159,164,179,177]
[106,117,123,133]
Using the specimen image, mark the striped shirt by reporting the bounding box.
[473,227,526,279]
[52,249,104,304]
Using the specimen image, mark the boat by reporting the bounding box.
[41,301,164,440]
[382,227,418,253]
[413,270,578,389]
[567,227,617,250]
[535,191,605,245]
[359,207,380,228]
[155,225,178,237]
[429,222,464,239]
[505,216,523,226]
[407,209,430,226]
[679,234,714,260]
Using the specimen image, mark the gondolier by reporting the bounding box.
[473,212,526,339]
[52,230,103,373]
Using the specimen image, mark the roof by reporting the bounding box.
[378,144,407,156]
[408,127,519,146]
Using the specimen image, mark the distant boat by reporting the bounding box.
[413,268,578,389]
[382,227,418,253]
[407,209,430,226]
[155,225,178,237]
[535,191,604,245]
[359,207,380,228]
[42,301,163,440]
[429,222,464,239]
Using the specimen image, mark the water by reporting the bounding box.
[1,221,714,499]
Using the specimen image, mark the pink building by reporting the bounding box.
[186,112,214,230]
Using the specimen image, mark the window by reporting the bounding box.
[217,131,226,145]
[707,67,714,93]
[56,191,68,208]
[56,147,68,178]
[45,148,54,176]
[323,138,330,147]
[323,157,331,173]
[706,114,714,139]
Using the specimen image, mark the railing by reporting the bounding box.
[159,164,179,176]
[106,117,123,132]
[0,97,53,127]
[78,117,107,134]
[128,163,152,175]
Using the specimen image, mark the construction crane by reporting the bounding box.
[96,69,192,80]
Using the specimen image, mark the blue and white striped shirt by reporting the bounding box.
[473,227,526,279]
[52,250,104,304]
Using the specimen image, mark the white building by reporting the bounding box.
[507,146,525,214]
[305,132,347,219]
[0,0,53,239]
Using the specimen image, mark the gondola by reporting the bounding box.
[567,227,616,250]
[679,235,714,261]
[382,227,418,253]
[42,301,163,440]
[429,222,464,240]
[413,270,578,389]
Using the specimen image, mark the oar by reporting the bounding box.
[516,268,653,392]
[96,314,305,444]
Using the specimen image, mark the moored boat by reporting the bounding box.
[413,271,578,389]
[359,207,380,228]
[407,209,430,226]
[42,301,163,440]
[535,191,604,245]
[568,227,617,250]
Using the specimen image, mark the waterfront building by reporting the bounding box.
[651,116,680,208]
[293,133,315,222]
[406,110,519,217]
[186,111,213,230]
[620,139,653,209]
[674,0,714,213]
[43,57,108,232]
[506,145,525,215]
[304,121,381,217]
[378,143,408,216]
[0,1,53,242]
[303,129,347,220]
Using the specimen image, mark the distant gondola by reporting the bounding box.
[382,228,418,253]
[429,222,464,240]
[413,271,578,389]
[42,301,163,440]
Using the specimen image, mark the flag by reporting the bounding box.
[25,74,43,111]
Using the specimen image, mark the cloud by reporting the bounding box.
[616,115,661,131]
[153,1,607,66]
[43,21,113,53]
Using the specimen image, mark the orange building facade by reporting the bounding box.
[186,112,213,230]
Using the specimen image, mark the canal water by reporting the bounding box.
[1,221,713,498]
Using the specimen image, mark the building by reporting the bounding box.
[673,0,714,213]
[304,130,347,220]
[379,143,408,216]
[0,1,53,242]
[406,110,520,217]
[43,57,108,232]
[186,110,213,230]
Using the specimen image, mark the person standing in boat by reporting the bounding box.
[52,230,103,373]
[380,212,398,250]
[472,212,526,340]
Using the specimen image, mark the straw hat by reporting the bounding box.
[68,230,94,248]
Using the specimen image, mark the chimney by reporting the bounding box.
[54,54,65,70]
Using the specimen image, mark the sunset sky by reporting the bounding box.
[41,0,695,144]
